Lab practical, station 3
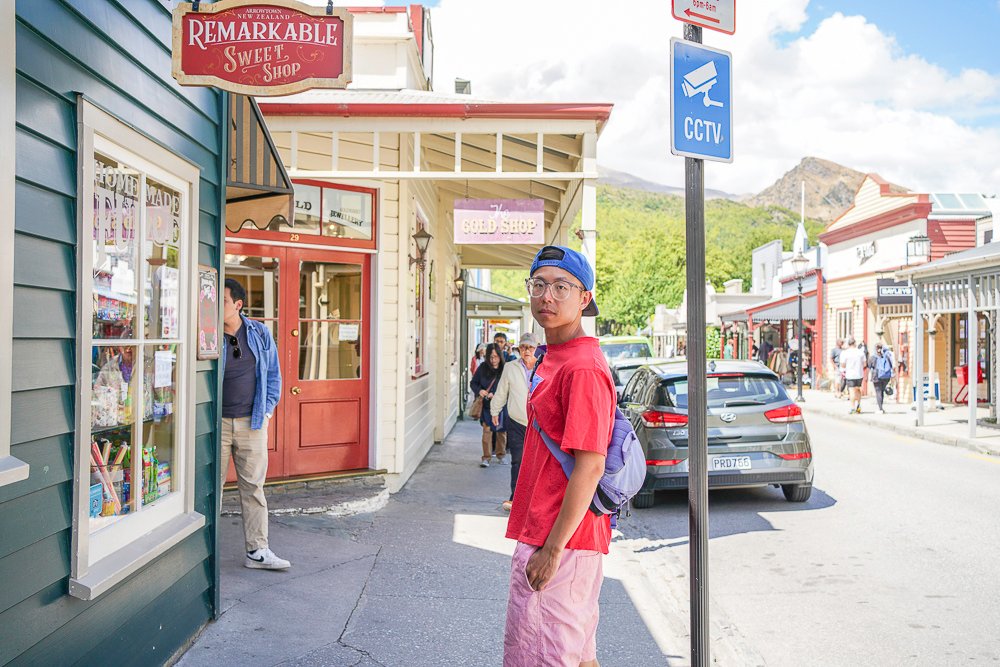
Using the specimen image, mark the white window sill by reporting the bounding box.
[0,455,29,487]
[69,511,205,600]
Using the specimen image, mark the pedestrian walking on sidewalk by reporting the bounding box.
[491,332,539,512]
[470,343,507,467]
[504,246,614,667]
[869,343,894,414]
[840,336,866,414]
[830,339,844,397]
[221,279,290,571]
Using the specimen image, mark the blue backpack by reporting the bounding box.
[532,410,647,528]
[529,347,646,528]
[875,353,893,380]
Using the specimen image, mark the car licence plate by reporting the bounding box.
[711,455,752,471]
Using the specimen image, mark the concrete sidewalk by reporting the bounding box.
[797,388,1000,456]
[179,420,763,667]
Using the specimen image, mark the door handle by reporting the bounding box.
[291,328,299,337]
[290,386,302,395]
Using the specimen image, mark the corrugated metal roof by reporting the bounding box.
[749,295,817,322]
[266,88,503,106]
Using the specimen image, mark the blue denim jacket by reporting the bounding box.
[222,314,282,430]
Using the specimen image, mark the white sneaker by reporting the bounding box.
[480,459,490,468]
[246,547,290,570]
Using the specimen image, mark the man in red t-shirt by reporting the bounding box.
[503,245,616,667]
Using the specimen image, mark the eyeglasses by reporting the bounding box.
[226,334,242,359]
[525,278,586,301]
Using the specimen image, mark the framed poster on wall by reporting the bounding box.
[197,266,220,360]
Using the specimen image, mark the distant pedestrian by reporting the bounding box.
[723,337,735,359]
[869,343,894,414]
[494,332,518,362]
[840,336,866,414]
[470,343,507,467]
[504,245,614,667]
[470,343,486,376]
[757,338,773,365]
[491,332,539,512]
[830,339,844,397]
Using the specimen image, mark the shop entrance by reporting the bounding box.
[224,243,371,480]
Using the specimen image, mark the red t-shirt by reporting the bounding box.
[505,336,616,553]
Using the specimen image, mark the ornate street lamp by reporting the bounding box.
[408,228,433,268]
[791,251,810,402]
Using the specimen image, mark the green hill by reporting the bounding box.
[490,184,825,334]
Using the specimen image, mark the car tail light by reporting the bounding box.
[646,459,683,466]
[776,452,812,461]
[764,404,804,423]
[641,410,688,428]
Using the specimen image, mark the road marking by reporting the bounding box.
[968,453,1000,464]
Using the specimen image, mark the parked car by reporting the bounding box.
[620,359,814,507]
[599,335,654,361]
[609,357,669,401]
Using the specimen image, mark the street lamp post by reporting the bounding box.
[791,251,809,402]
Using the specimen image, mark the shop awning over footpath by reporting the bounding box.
[258,89,613,268]
[226,94,294,233]
[466,286,529,319]
[747,294,818,323]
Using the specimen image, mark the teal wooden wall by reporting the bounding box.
[1,1,222,664]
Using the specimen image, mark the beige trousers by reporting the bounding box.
[221,416,270,552]
[482,422,507,460]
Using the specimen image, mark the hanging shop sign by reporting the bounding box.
[171,0,353,96]
[453,199,545,245]
[876,278,914,305]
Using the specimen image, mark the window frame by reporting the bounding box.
[836,309,853,342]
[69,98,204,600]
[0,1,28,487]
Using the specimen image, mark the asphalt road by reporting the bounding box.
[621,411,1000,666]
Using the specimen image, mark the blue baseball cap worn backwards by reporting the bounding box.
[530,245,599,317]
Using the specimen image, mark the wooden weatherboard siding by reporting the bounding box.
[1,1,223,664]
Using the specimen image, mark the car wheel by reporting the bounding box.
[782,483,812,502]
[632,492,655,509]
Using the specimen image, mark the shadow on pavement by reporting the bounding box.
[622,484,838,547]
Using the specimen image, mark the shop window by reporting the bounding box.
[70,100,204,600]
[836,310,853,342]
[0,8,27,488]
[413,212,428,377]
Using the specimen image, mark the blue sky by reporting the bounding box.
[790,1,1000,76]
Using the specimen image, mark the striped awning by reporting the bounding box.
[749,295,817,322]
[226,94,294,233]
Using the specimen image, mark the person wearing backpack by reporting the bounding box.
[870,342,894,414]
[503,246,616,667]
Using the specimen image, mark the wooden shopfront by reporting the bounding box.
[223,112,377,479]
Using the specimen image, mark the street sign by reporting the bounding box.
[672,0,735,35]
[670,38,733,163]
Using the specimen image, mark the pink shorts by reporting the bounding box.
[503,541,604,666]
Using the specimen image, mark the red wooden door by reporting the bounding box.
[282,248,371,475]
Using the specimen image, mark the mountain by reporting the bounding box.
[743,157,877,223]
[598,165,741,201]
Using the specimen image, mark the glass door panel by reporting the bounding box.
[298,262,363,381]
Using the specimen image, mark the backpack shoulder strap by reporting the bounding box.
[531,419,575,480]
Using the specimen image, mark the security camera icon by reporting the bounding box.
[681,61,724,108]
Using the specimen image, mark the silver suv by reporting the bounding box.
[620,360,814,508]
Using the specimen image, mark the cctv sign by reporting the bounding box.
[672,0,735,35]
[670,38,733,163]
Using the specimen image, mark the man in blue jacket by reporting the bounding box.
[221,278,289,570]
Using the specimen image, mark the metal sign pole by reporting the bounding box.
[683,21,711,667]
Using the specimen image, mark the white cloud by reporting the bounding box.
[429,0,1000,195]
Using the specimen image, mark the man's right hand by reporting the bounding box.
[492,415,499,427]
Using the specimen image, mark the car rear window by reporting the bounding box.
[602,343,651,359]
[656,375,789,409]
[616,366,641,386]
